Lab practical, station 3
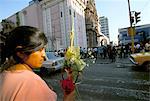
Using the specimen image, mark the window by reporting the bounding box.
[69,9,71,15]
[23,10,27,15]
[61,12,63,17]
[74,11,75,17]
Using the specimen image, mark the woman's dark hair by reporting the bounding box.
[1,26,48,71]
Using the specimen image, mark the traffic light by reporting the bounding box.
[130,16,134,25]
[135,12,141,23]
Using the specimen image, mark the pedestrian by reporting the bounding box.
[145,40,150,52]
[0,26,74,101]
[83,48,87,58]
[112,46,117,62]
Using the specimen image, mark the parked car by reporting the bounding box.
[33,52,64,75]
[129,52,150,71]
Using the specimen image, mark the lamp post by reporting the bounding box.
[127,0,135,53]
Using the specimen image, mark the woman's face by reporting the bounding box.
[24,48,46,68]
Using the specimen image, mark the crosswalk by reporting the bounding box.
[43,59,150,101]
[77,77,150,101]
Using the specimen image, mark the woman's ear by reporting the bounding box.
[16,52,26,59]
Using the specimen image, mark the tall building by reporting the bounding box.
[84,0,100,48]
[99,16,110,40]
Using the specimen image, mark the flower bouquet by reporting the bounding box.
[64,46,86,79]
[60,31,86,97]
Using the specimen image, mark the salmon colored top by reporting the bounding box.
[0,64,57,101]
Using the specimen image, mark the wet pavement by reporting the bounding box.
[42,57,150,101]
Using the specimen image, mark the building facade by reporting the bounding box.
[84,0,100,48]
[99,16,110,40]
[40,0,87,51]
[6,2,43,31]
[1,0,87,51]
[118,24,150,45]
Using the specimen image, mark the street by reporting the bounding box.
[42,57,150,101]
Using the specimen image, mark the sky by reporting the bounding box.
[0,0,150,43]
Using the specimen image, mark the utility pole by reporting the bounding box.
[127,0,135,53]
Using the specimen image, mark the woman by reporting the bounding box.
[0,26,74,101]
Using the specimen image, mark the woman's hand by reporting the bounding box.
[62,68,75,101]
[63,90,75,101]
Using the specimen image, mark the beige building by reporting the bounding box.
[6,2,43,32]
[40,0,87,51]
[84,0,100,48]
[84,0,109,47]
[2,0,87,51]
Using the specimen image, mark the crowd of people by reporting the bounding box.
[79,41,150,62]
[53,40,150,63]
